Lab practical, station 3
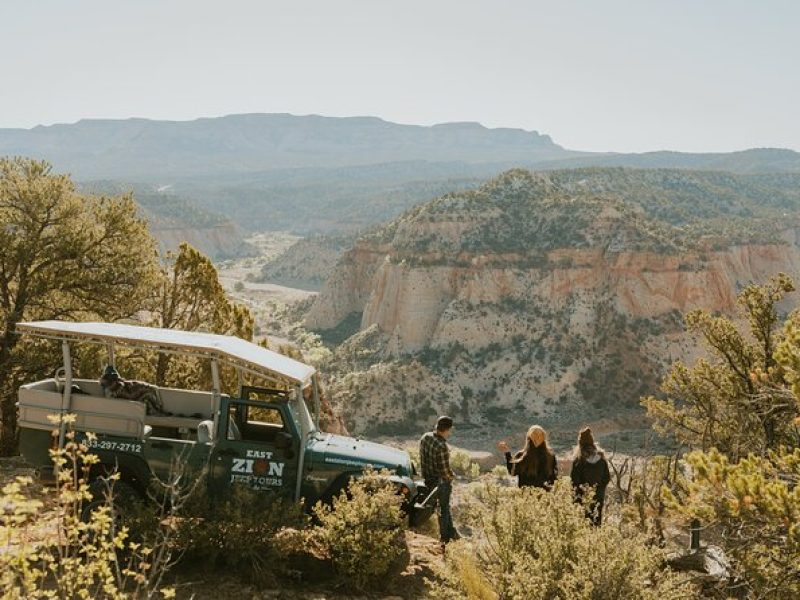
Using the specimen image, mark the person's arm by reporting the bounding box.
[496,441,514,475]
[443,444,455,480]
[547,454,558,487]
[570,459,583,489]
[600,457,611,490]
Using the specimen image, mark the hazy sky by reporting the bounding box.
[1,0,797,153]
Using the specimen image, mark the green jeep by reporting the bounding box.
[16,321,432,521]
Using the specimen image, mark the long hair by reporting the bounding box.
[512,425,555,478]
[572,426,604,461]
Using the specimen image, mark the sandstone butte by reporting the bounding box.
[306,230,800,356]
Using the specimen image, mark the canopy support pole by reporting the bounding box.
[294,384,308,502]
[312,373,321,430]
[57,341,73,451]
[211,360,221,437]
[106,343,116,368]
[237,368,244,398]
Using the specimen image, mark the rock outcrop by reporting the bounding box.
[150,222,255,260]
[308,169,800,435]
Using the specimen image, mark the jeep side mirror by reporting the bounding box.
[275,431,293,450]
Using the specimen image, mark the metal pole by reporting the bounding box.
[312,373,321,430]
[294,384,308,502]
[57,341,73,451]
[237,368,244,398]
[106,343,116,368]
[211,360,221,437]
[690,519,701,551]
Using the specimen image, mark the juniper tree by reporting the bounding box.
[149,242,254,391]
[642,273,799,458]
[0,158,159,454]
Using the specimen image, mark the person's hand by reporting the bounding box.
[497,440,510,454]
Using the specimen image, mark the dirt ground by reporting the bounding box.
[217,232,315,307]
[167,529,443,600]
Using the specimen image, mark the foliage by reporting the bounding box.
[773,310,800,412]
[149,242,254,391]
[450,449,481,479]
[63,242,259,397]
[642,273,800,598]
[429,480,695,600]
[312,470,406,591]
[0,417,174,599]
[643,274,800,458]
[666,448,800,599]
[0,157,160,454]
[378,168,800,266]
[174,484,308,585]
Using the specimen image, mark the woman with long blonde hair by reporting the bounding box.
[497,425,558,489]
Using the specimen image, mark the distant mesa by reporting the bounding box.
[2,113,799,236]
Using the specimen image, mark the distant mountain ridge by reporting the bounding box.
[537,147,800,175]
[0,113,571,180]
[2,113,799,234]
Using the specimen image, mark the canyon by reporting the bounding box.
[301,169,800,439]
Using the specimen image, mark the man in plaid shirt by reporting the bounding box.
[419,416,459,544]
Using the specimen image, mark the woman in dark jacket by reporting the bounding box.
[570,427,611,526]
[497,425,558,489]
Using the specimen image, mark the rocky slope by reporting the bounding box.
[148,221,254,260]
[258,234,358,291]
[306,169,800,436]
[78,181,255,260]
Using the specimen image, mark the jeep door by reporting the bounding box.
[209,400,299,498]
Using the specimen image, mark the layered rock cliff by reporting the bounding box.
[307,169,800,434]
[150,222,255,260]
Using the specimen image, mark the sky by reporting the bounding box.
[0,0,798,153]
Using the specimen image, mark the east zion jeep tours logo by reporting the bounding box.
[230,448,285,489]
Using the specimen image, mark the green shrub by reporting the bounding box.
[666,448,800,599]
[174,484,308,585]
[491,464,509,480]
[0,421,176,599]
[312,470,406,591]
[429,480,696,600]
[450,449,481,479]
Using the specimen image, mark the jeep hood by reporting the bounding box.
[313,433,411,477]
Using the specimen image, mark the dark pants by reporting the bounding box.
[430,478,457,542]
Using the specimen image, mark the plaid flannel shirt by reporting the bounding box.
[419,430,454,483]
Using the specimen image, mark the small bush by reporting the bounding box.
[0,420,176,599]
[312,470,406,591]
[491,464,509,480]
[429,480,696,600]
[174,485,308,585]
[450,449,481,479]
[666,448,800,599]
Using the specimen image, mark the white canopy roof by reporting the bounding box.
[17,321,315,386]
